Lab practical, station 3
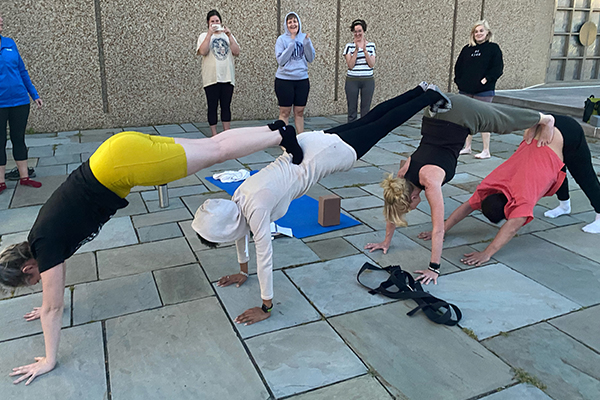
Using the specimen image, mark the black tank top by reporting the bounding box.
[405,117,470,189]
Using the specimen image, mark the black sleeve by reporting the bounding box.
[485,43,504,81]
[454,46,468,86]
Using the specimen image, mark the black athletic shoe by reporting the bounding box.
[267,120,286,131]
[5,167,36,181]
[278,125,303,164]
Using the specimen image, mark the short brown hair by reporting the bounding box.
[0,242,33,287]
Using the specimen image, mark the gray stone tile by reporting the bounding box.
[305,237,359,260]
[11,136,67,148]
[27,145,54,157]
[181,191,231,216]
[167,173,202,188]
[534,224,600,263]
[76,216,138,254]
[319,166,387,189]
[483,323,600,400]
[344,230,460,275]
[155,124,187,134]
[106,298,269,399]
[137,222,183,242]
[0,230,28,252]
[198,236,319,281]
[79,127,122,136]
[357,183,384,198]
[10,175,67,208]
[416,196,462,218]
[114,192,147,217]
[246,321,366,398]
[330,301,514,400]
[332,186,368,198]
[479,235,600,306]
[97,237,196,279]
[178,219,211,252]
[549,305,600,353]
[302,223,373,242]
[455,157,504,178]
[0,205,41,235]
[73,272,161,324]
[53,142,102,156]
[0,323,106,398]
[145,196,186,213]
[376,141,415,154]
[67,162,80,174]
[479,384,552,400]
[427,264,579,339]
[141,184,209,201]
[0,289,71,342]
[305,183,335,200]
[494,133,525,145]
[341,195,383,211]
[237,150,275,164]
[132,207,192,228]
[123,126,158,134]
[361,147,404,166]
[0,187,15,210]
[179,123,199,132]
[287,254,397,317]
[215,270,320,338]
[287,375,393,400]
[403,216,501,249]
[154,263,213,305]
[37,154,81,166]
[80,133,112,143]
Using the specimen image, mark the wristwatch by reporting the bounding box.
[261,303,273,313]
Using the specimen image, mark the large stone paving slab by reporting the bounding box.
[246,321,366,398]
[479,235,600,306]
[480,384,552,400]
[330,301,514,400]
[360,147,404,166]
[137,222,183,243]
[287,374,393,399]
[215,270,320,338]
[286,254,397,317]
[402,216,500,249]
[10,175,67,208]
[483,323,600,400]
[0,205,41,235]
[427,264,579,339]
[97,237,196,279]
[131,206,192,228]
[153,263,213,305]
[549,305,600,353]
[341,195,383,211]
[0,289,71,342]
[198,236,319,282]
[106,298,269,400]
[73,272,161,324]
[318,166,386,189]
[114,192,147,217]
[304,237,359,260]
[0,323,106,399]
[534,224,600,263]
[76,216,138,254]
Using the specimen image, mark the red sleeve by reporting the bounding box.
[504,202,535,225]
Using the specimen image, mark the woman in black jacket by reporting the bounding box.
[454,20,503,159]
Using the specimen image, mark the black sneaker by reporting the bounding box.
[5,167,36,181]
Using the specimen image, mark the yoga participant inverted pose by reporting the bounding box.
[364,94,556,285]
[418,114,600,267]
[0,123,303,385]
[192,83,450,326]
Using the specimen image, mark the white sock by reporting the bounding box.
[582,213,600,234]
[544,200,571,218]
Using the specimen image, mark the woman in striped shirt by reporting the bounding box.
[343,19,376,122]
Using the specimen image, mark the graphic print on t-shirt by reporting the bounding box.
[291,42,305,60]
[211,37,230,60]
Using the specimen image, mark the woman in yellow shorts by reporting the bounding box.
[0,121,302,385]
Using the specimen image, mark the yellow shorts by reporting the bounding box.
[89,131,187,198]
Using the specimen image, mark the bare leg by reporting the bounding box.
[279,106,291,125]
[175,126,282,175]
[222,121,231,131]
[16,160,29,179]
[209,125,218,137]
[474,132,491,159]
[294,106,305,133]
[460,135,472,154]
[0,165,5,185]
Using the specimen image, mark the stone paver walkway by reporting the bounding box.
[1,116,599,399]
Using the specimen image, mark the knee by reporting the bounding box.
[279,108,291,119]
[294,108,305,118]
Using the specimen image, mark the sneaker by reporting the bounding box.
[426,84,452,113]
[5,167,36,181]
[418,81,429,91]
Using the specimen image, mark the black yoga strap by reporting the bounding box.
[357,262,462,326]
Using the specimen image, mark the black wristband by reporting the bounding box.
[429,262,440,270]
[261,303,273,313]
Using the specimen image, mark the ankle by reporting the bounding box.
[20,177,42,188]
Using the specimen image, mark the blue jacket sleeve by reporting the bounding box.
[303,37,315,63]
[275,37,295,67]
[17,51,39,100]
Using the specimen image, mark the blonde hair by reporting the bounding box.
[468,19,494,47]
[381,174,416,227]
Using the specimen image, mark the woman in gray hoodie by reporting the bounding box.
[274,12,315,133]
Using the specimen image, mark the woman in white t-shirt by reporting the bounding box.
[196,10,240,136]
[343,19,376,122]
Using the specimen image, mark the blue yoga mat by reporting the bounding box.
[205,172,361,239]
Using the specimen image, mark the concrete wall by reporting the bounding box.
[1,0,555,132]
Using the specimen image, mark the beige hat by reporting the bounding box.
[191,198,250,243]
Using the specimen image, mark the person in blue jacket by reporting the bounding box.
[0,14,43,194]
[274,12,315,134]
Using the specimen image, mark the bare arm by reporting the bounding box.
[363,42,376,68]
[10,263,66,385]
[364,220,396,254]
[225,28,240,56]
[524,113,555,147]
[418,200,474,240]
[462,217,527,266]
[344,50,358,69]
[196,30,213,56]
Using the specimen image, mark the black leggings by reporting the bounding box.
[325,86,443,159]
[0,103,30,165]
[553,114,600,213]
[204,82,234,126]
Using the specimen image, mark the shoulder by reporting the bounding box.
[198,32,208,40]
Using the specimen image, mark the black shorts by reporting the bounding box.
[274,78,310,107]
